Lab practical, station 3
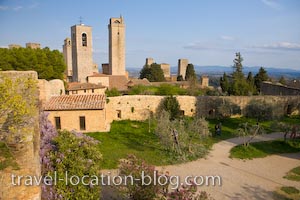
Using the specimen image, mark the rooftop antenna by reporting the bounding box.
[79,16,84,25]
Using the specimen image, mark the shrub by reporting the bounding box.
[281,186,299,195]
[117,154,166,200]
[196,97,241,119]
[244,99,283,121]
[40,114,103,200]
[118,155,213,200]
[157,96,181,120]
[155,110,209,161]
[155,84,187,96]
[49,130,102,199]
[285,98,300,115]
[0,76,38,145]
[167,182,213,200]
[105,87,121,97]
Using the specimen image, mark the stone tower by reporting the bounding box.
[108,16,126,75]
[63,38,73,82]
[71,24,97,82]
[178,59,189,79]
[145,58,154,66]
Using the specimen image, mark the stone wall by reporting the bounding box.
[0,71,41,200]
[38,79,65,103]
[47,110,107,133]
[261,82,300,96]
[106,95,300,122]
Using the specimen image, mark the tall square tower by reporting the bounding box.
[108,16,126,76]
[178,59,189,79]
[71,24,97,82]
[63,38,72,82]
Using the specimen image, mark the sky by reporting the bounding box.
[0,0,300,70]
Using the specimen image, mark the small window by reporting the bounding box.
[80,116,86,130]
[84,89,86,93]
[55,117,61,130]
[82,33,87,46]
[92,89,94,93]
[117,110,121,119]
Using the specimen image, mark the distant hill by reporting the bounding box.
[127,66,300,79]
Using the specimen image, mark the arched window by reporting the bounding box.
[82,33,87,47]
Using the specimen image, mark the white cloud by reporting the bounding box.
[220,35,235,41]
[183,42,215,50]
[13,6,23,11]
[0,6,9,10]
[253,42,300,51]
[28,3,39,9]
[261,0,282,10]
[0,3,38,12]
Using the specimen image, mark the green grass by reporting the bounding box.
[87,116,300,169]
[230,140,300,159]
[281,186,299,195]
[284,166,300,182]
[274,186,300,200]
[87,120,176,169]
[0,141,19,170]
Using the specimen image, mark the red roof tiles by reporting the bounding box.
[44,94,106,110]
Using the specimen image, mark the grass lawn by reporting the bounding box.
[284,166,300,182]
[88,118,245,169]
[88,116,300,169]
[88,120,175,169]
[274,186,300,200]
[0,141,19,170]
[230,140,300,159]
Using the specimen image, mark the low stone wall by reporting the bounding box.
[106,95,300,122]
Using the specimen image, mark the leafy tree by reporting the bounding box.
[246,72,256,94]
[155,110,209,161]
[185,63,196,81]
[220,72,229,93]
[279,76,286,85]
[244,99,283,121]
[139,63,165,82]
[159,96,181,120]
[237,122,264,147]
[229,52,249,95]
[226,52,256,96]
[177,75,184,81]
[0,47,66,80]
[254,67,269,93]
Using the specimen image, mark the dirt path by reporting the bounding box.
[161,133,300,199]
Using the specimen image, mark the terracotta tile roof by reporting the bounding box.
[88,73,108,77]
[44,94,106,110]
[87,73,129,91]
[127,78,152,87]
[108,75,128,91]
[67,82,106,91]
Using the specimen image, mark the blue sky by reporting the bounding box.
[0,0,300,70]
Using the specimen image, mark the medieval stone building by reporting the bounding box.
[63,17,128,91]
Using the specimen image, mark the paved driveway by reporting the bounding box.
[161,133,300,199]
